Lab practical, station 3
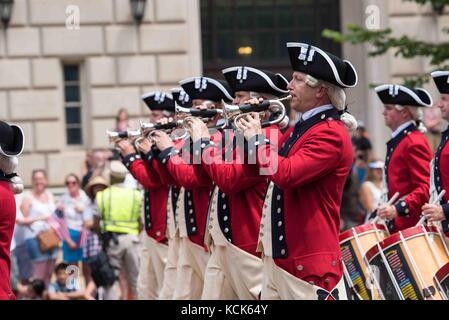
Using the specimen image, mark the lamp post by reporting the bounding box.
[0,0,13,29]
[130,0,146,25]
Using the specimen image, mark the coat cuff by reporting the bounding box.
[122,153,141,169]
[158,147,179,164]
[443,203,449,221]
[395,199,410,217]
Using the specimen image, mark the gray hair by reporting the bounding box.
[394,105,426,133]
[304,74,357,132]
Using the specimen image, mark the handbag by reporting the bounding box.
[88,251,117,287]
[36,228,60,252]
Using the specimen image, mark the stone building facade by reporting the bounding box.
[0,0,448,187]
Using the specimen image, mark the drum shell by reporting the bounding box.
[366,226,449,300]
[340,224,389,300]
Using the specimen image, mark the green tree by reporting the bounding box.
[322,0,449,87]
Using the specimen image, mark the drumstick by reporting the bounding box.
[416,190,446,226]
[371,192,400,224]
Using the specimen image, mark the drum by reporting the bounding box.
[434,262,449,300]
[340,223,389,300]
[366,226,449,300]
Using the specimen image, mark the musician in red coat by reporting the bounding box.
[185,66,289,299]
[237,42,358,300]
[151,77,234,300]
[422,71,449,235]
[0,121,25,300]
[117,91,174,299]
[374,84,433,232]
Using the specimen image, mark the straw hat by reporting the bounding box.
[84,175,109,198]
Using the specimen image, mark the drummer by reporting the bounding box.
[374,84,433,232]
[422,71,449,235]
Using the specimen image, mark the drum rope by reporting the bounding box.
[421,225,444,269]
[351,228,386,300]
[342,262,364,300]
[434,274,449,300]
[399,231,436,300]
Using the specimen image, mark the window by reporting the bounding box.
[201,0,341,78]
[63,64,83,145]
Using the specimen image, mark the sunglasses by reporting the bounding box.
[65,181,78,186]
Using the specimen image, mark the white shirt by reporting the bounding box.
[60,190,93,231]
[23,191,56,239]
[301,104,335,122]
[392,120,413,138]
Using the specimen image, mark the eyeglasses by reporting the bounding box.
[65,181,78,186]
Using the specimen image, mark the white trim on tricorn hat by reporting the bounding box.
[286,42,358,88]
[0,122,25,157]
[375,84,433,107]
[141,91,175,112]
[431,71,449,94]
[222,66,289,95]
[179,76,234,102]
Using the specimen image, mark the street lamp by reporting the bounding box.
[0,0,14,29]
[130,0,146,25]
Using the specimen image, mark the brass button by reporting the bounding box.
[331,260,337,267]
[297,265,303,271]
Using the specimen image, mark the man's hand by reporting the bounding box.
[117,140,136,157]
[151,130,174,151]
[422,203,445,222]
[136,137,153,154]
[235,112,262,141]
[377,205,398,221]
[184,117,210,141]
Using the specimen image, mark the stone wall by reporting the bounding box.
[0,0,202,186]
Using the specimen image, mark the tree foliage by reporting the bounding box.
[322,0,449,87]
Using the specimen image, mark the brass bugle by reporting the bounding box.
[230,95,291,129]
[107,129,141,143]
[175,105,224,118]
[140,120,183,132]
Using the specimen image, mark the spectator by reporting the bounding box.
[115,108,129,132]
[340,158,364,231]
[352,122,373,185]
[17,279,46,300]
[48,263,94,300]
[12,193,33,285]
[359,160,384,223]
[59,174,93,266]
[83,176,109,290]
[81,150,108,189]
[20,169,58,287]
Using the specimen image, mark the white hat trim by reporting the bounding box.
[222,66,289,94]
[374,84,433,107]
[286,42,358,88]
[0,124,25,157]
[179,77,234,101]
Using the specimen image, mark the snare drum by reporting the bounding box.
[434,262,449,300]
[340,223,389,300]
[366,226,449,300]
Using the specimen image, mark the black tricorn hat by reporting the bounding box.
[171,87,192,108]
[375,84,433,107]
[431,71,449,95]
[180,77,235,103]
[0,121,24,157]
[141,91,175,112]
[222,66,289,97]
[286,42,358,88]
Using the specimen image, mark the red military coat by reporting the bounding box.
[158,137,215,248]
[123,153,168,243]
[245,108,353,290]
[0,181,16,300]
[384,123,432,232]
[201,125,281,256]
[433,126,449,234]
